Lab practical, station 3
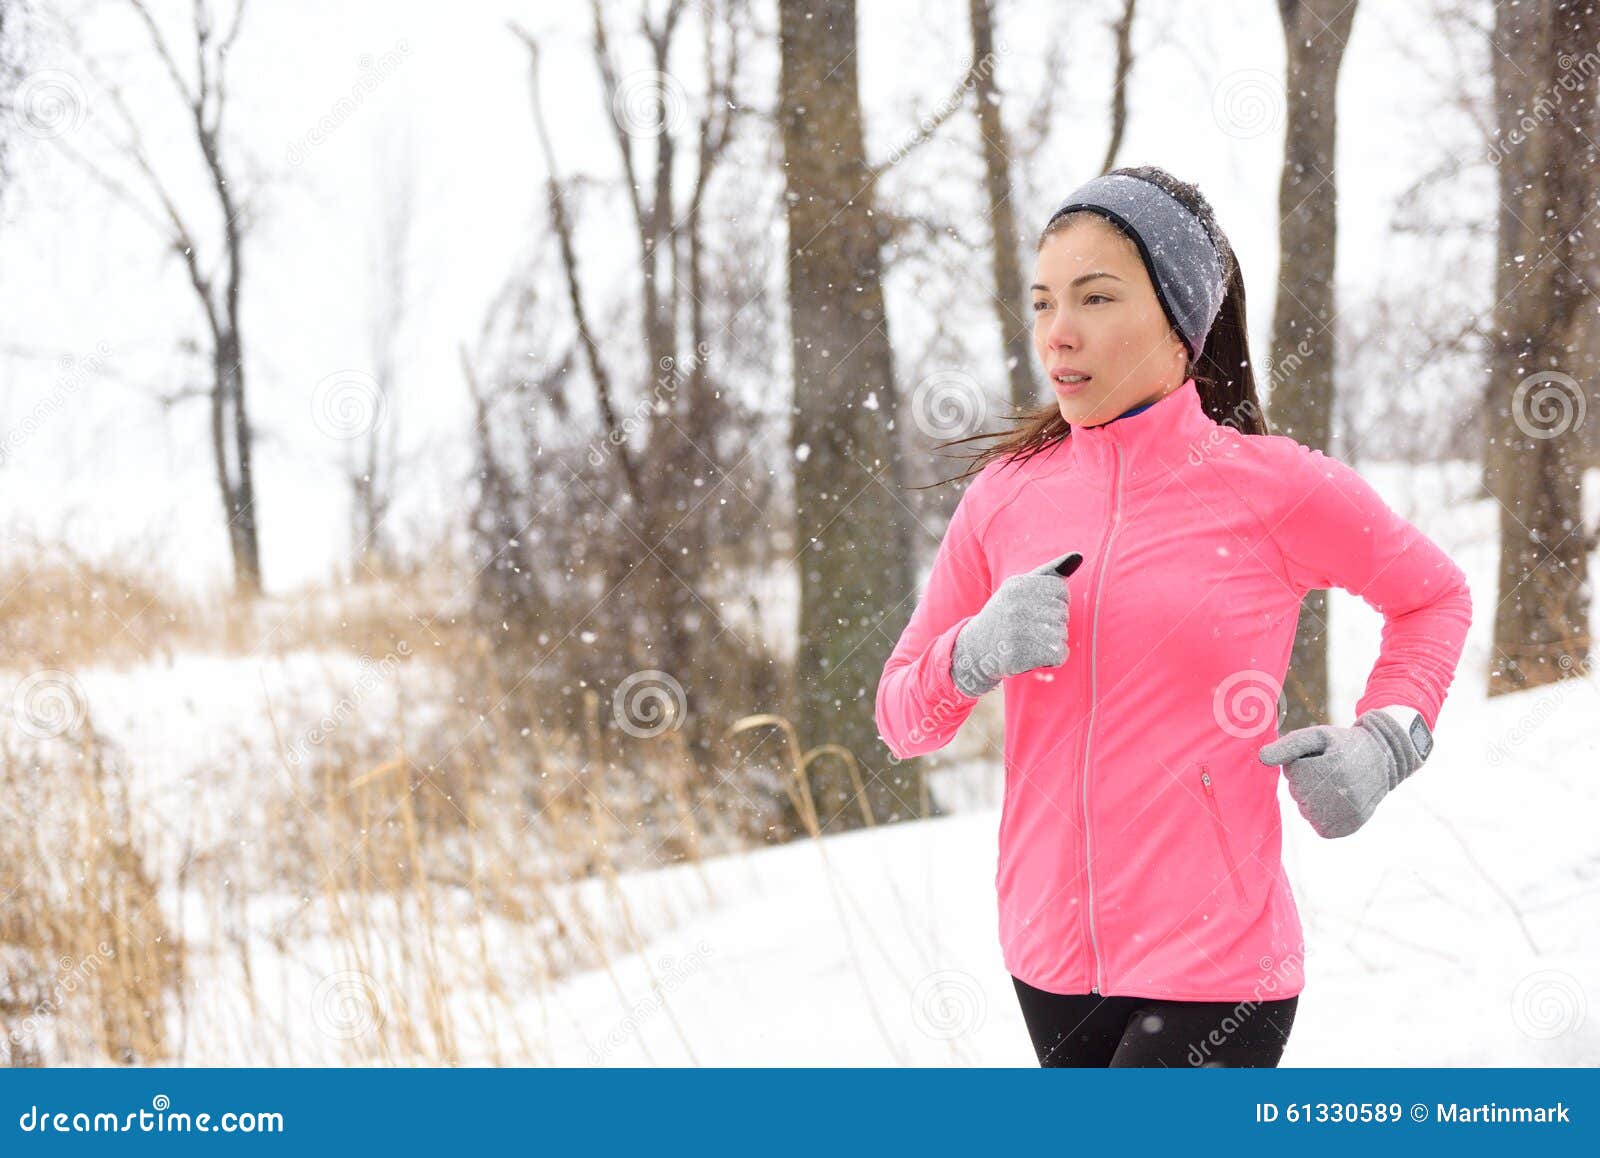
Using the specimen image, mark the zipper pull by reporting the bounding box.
[1200,765,1214,795]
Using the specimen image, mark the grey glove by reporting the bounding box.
[1256,708,1425,839]
[950,551,1079,698]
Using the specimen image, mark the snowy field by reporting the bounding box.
[534,466,1600,1067]
[36,461,1597,1067]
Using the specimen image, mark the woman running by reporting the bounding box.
[873,166,1473,1067]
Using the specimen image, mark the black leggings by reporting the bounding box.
[1011,975,1299,1067]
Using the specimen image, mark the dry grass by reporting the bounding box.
[0,533,462,672]
[0,720,182,1065]
[0,538,183,669]
[0,643,823,1064]
[0,541,889,1065]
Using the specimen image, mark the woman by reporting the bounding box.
[873,166,1472,1067]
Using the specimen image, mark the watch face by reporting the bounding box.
[1409,715,1434,760]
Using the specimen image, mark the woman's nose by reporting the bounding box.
[1047,310,1079,349]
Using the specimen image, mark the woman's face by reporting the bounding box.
[1031,215,1189,426]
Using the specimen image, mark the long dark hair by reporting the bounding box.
[924,165,1268,489]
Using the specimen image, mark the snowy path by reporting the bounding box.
[541,465,1599,1066]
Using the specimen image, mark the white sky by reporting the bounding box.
[0,0,1490,596]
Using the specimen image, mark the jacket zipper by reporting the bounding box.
[1081,442,1123,994]
[1199,764,1249,907]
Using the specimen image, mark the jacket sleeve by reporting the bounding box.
[874,472,995,759]
[1262,441,1472,731]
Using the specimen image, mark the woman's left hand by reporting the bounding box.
[1256,710,1425,839]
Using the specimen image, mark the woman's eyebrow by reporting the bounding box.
[1030,272,1124,292]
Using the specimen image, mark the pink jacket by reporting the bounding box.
[874,378,1472,1001]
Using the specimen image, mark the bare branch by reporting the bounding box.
[52,50,222,341]
[867,65,974,183]
[510,23,646,510]
[213,0,250,115]
[1099,0,1137,174]
[587,0,648,242]
[1017,33,1063,166]
[127,0,198,108]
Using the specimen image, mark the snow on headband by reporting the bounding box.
[1045,173,1226,359]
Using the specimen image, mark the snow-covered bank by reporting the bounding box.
[535,461,1599,1066]
[5,463,1593,1066]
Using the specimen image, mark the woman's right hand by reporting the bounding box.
[950,551,1079,697]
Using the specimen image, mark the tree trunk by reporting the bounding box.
[1270,0,1356,732]
[1483,0,1597,693]
[212,326,261,596]
[777,0,924,831]
[968,0,1034,411]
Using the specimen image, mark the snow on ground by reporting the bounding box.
[535,683,1598,1066]
[534,460,1600,1066]
[20,463,1598,1066]
[71,646,441,842]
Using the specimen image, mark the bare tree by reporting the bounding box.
[967,0,1034,410]
[0,0,34,201]
[1268,0,1358,732]
[967,0,1134,413]
[495,1,791,789]
[1333,0,1497,467]
[1099,0,1137,175]
[1483,0,1598,693]
[350,131,418,577]
[54,0,263,594]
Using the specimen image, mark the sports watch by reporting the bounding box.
[1378,705,1433,763]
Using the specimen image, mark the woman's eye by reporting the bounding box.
[1084,293,1110,305]
[1032,300,1050,312]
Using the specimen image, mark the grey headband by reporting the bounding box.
[1046,173,1225,358]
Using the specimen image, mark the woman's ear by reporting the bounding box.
[1168,331,1191,373]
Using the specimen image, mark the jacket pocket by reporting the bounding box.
[1198,763,1249,907]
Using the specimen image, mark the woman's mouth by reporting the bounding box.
[1052,371,1092,395]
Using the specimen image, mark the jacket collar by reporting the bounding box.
[1065,376,1218,492]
